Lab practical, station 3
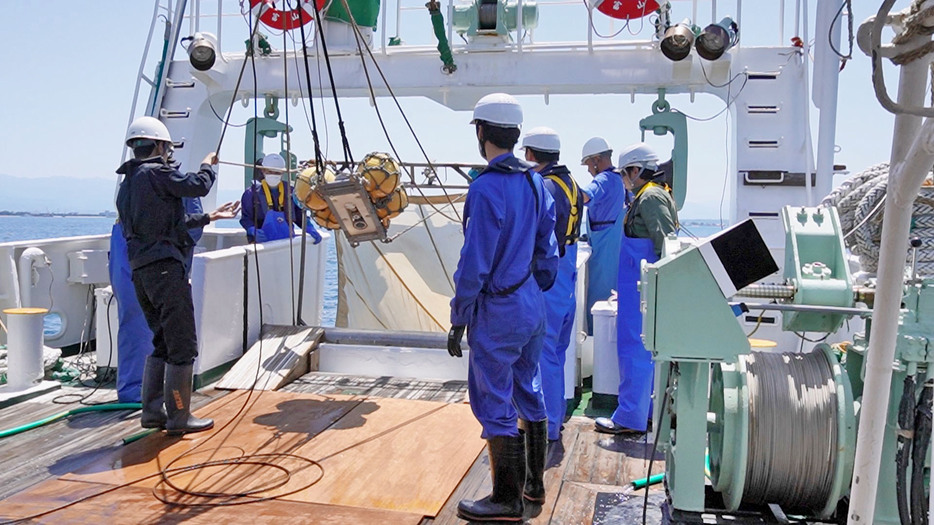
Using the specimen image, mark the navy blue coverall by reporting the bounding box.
[450,153,559,438]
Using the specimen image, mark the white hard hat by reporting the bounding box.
[580,137,611,164]
[261,153,286,170]
[522,127,561,153]
[125,116,172,145]
[470,93,523,128]
[617,142,660,170]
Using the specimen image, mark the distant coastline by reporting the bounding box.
[0,211,116,218]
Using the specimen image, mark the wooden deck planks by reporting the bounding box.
[425,416,667,524]
[61,391,364,488]
[0,477,425,524]
[283,397,484,516]
[0,371,665,524]
[58,390,484,518]
[0,386,224,501]
[215,325,324,391]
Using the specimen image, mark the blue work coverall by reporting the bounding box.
[611,181,677,432]
[537,162,583,441]
[240,180,320,243]
[450,153,559,438]
[583,166,626,333]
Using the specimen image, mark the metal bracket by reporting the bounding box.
[319,176,388,246]
[639,88,688,209]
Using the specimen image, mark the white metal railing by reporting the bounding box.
[167,0,799,58]
[137,0,813,83]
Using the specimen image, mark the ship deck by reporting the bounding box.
[0,372,665,524]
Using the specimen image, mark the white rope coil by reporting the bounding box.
[822,163,934,275]
[743,349,839,512]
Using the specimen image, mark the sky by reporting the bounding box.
[0,1,902,219]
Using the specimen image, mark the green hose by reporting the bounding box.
[0,403,142,440]
[631,472,665,490]
[629,452,712,490]
[426,0,457,74]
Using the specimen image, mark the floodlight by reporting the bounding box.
[185,32,218,71]
[696,17,738,61]
[660,19,698,61]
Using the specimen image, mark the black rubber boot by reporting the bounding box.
[523,419,548,503]
[140,356,167,429]
[457,435,525,522]
[164,363,214,436]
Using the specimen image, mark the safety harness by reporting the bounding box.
[541,164,582,247]
[261,180,286,211]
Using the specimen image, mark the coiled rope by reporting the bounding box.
[742,350,839,513]
[822,163,934,275]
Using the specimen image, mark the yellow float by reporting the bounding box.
[357,152,401,199]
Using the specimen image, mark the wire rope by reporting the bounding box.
[337,0,464,223]
[307,0,355,168]
[742,349,839,512]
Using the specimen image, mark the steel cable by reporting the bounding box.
[742,349,838,513]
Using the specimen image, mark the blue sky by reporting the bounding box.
[0,1,898,218]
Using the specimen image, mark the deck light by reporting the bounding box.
[695,17,738,61]
[660,19,698,62]
[185,32,218,71]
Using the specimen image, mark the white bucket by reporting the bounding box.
[591,300,619,398]
[4,307,48,390]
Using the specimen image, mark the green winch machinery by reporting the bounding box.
[643,205,934,524]
[451,0,538,40]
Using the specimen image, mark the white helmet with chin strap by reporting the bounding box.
[470,93,523,128]
[522,127,561,153]
[580,137,611,165]
[617,142,659,178]
[125,116,172,146]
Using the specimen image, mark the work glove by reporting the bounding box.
[305,219,323,245]
[247,227,267,243]
[447,325,466,358]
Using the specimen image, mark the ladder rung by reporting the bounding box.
[747,105,779,114]
[747,140,780,149]
[166,78,196,88]
[160,108,191,119]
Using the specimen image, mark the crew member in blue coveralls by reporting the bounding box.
[595,143,678,435]
[580,137,626,334]
[240,152,321,244]
[447,93,559,522]
[521,127,583,452]
[116,116,219,436]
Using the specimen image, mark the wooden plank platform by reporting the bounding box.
[425,418,666,525]
[216,325,324,391]
[0,478,425,524]
[0,371,665,523]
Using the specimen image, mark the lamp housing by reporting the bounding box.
[696,17,738,61]
[660,19,698,61]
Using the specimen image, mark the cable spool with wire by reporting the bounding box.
[357,152,401,199]
[708,344,855,518]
